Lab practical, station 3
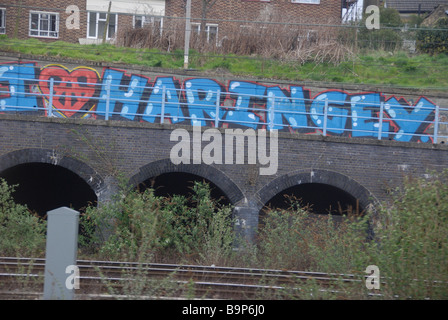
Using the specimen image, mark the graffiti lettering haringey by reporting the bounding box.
[0,61,437,142]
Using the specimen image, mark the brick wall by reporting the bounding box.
[166,0,341,23]
[164,0,342,47]
[2,0,341,43]
[3,0,87,43]
[1,114,448,241]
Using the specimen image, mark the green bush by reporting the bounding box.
[0,178,47,256]
[254,170,448,299]
[357,7,403,51]
[82,180,235,264]
[256,206,372,273]
[416,18,448,55]
[373,171,448,299]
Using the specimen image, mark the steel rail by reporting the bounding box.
[0,256,366,299]
[0,256,363,282]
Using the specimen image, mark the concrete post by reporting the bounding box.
[233,205,259,246]
[43,207,79,300]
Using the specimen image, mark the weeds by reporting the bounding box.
[1,169,448,299]
[0,178,46,257]
[1,32,447,88]
[81,180,236,265]
[372,171,448,299]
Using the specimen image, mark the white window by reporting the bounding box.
[133,15,163,29]
[0,8,5,34]
[191,22,201,35]
[291,0,320,4]
[29,11,59,38]
[190,23,219,44]
[87,12,117,39]
[206,24,218,44]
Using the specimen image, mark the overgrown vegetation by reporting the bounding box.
[1,169,447,299]
[80,180,235,266]
[357,7,403,51]
[0,178,46,257]
[417,18,448,55]
[372,172,448,299]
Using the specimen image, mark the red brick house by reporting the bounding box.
[165,0,342,45]
[0,0,89,42]
[0,0,165,43]
[0,0,342,44]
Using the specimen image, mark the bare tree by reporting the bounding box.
[200,0,218,42]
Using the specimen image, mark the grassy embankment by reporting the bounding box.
[1,36,447,89]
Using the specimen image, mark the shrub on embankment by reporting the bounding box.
[1,172,448,299]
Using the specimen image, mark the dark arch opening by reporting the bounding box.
[263,183,363,216]
[258,183,367,242]
[0,162,98,218]
[137,172,231,207]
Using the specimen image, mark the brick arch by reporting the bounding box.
[256,169,378,213]
[0,148,106,200]
[129,159,245,205]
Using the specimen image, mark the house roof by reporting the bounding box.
[421,4,448,26]
[386,0,448,13]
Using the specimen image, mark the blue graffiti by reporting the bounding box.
[266,86,309,131]
[0,62,440,143]
[97,68,148,121]
[225,81,266,129]
[184,78,224,127]
[142,77,184,124]
[0,63,38,112]
[384,96,435,142]
[350,93,390,139]
[309,91,349,135]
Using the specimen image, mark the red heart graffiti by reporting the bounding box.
[39,65,99,118]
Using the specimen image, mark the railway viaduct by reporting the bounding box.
[1,55,448,241]
[1,114,448,240]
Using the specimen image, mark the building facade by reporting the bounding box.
[166,0,342,44]
[384,0,448,19]
[0,0,165,43]
[0,0,341,44]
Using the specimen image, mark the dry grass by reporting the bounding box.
[115,16,355,65]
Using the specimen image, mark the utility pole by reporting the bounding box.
[102,1,112,44]
[184,0,192,69]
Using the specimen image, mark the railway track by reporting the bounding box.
[0,256,366,300]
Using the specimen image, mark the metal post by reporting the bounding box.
[434,105,440,144]
[323,98,328,136]
[184,0,192,69]
[102,1,112,44]
[47,78,54,117]
[43,207,79,300]
[269,96,275,131]
[105,80,111,120]
[160,86,166,124]
[378,101,384,140]
[215,90,220,128]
